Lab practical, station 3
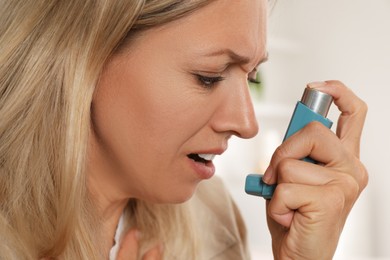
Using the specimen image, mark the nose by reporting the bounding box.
[211,79,259,139]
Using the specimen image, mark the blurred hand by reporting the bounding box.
[117,229,163,260]
[263,80,368,260]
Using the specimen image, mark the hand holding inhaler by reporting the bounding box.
[243,81,368,259]
[245,86,334,199]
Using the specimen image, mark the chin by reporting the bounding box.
[149,184,199,204]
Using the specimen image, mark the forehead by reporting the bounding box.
[122,0,267,67]
[184,0,267,41]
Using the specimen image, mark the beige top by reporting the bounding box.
[188,176,250,260]
[110,176,250,260]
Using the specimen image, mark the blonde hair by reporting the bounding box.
[0,0,213,259]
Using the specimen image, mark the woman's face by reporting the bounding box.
[89,0,267,203]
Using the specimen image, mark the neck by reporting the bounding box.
[88,175,129,255]
[86,131,134,254]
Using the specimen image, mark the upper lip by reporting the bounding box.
[187,146,227,156]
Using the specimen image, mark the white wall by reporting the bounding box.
[216,1,390,259]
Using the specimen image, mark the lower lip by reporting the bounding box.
[187,157,215,180]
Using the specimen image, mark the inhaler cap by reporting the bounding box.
[301,87,333,117]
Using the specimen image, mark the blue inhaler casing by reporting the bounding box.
[245,87,334,199]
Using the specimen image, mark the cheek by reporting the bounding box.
[91,68,200,170]
[91,58,219,201]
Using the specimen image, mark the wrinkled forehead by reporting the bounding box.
[141,0,267,63]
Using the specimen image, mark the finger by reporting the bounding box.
[277,158,367,194]
[276,158,339,186]
[279,158,363,199]
[308,80,368,157]
[270,141,366,196]
[264,122,348,184]
[143,243,163,260]
[117,229,140,260]
[268,183,345,228]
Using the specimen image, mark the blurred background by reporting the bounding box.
[215,1,390,259]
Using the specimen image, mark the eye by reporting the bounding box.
[248,69,261,84]
[196,74,225,88]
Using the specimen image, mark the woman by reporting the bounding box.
[0,0,368,259]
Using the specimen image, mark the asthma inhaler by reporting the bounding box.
[245,87,334,199]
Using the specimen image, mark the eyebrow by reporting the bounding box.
[202,48,269,67]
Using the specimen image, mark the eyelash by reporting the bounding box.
[248,69,261,84]
[196,74,225,88]
[195,69,261,89]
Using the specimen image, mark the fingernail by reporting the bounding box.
[307,81,326,89]
[262,165,273,184]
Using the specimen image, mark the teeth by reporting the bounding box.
[198,154,216,161]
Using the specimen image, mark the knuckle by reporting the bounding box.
[276,182,294,198]
[340,173,360,200]
[360,100,368,117]
[277,159,294,181]
[356,163,369,191]
[324,185,346,213]
[273,145,290,162]
[305,121,326,133]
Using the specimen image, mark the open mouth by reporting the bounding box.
[187,153,215,164]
